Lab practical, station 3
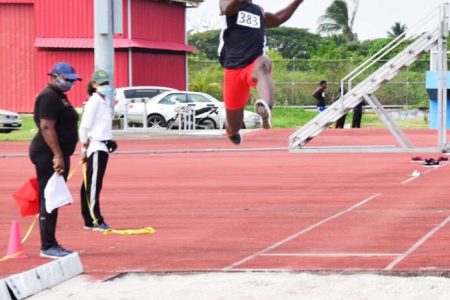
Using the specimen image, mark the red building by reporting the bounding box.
[0,0,199,112]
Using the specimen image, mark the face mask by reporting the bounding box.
[96,85,112,96]
[55,77,74,92]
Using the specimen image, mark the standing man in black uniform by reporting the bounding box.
[312,80,327,112]
[219,0,305,144]
[29,62,81,259]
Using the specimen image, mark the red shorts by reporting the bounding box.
[223,59,258,110]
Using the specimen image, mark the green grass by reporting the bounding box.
[251,107,429,129]
[0,115,37,141]
[0,110,430,142]
[271,107,318,128]
[354,112,429,129]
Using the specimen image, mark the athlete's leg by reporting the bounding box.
[251,55,273,129]
[225,109,244,136]
[223,68,249,144]
[251,55,274,108]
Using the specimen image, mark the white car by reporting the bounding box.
[0,109,22,133]
[120,91,261,129]
[114,86,177,118]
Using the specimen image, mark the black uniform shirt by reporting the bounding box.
[312,88,326,107]
[30,85,79,156]
[219,1,266,69]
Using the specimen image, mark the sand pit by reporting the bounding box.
[29,272,450,300]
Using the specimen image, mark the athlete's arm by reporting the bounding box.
[220,0,241,16]
[264,0,304,28]
[40,119,65,174]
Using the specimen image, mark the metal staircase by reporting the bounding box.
[289,3,449,152]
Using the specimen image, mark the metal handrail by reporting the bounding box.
[340,4,442,98]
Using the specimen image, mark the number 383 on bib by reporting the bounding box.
[237,11,261,29]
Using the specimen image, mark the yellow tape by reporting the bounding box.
[68,161,81,180]
[0,250,25,262]
[21,214,39,244]
[103,227,156,235]
[82,163,99,226]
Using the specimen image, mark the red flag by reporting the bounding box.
[12,178,39,217]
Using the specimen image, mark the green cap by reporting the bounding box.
[91,69,111,84]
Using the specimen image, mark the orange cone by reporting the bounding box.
[5,220,27,259]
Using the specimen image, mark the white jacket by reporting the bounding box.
[79,92,114,157]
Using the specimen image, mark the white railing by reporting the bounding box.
[340,4,443,99]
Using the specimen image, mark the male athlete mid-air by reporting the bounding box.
[219,0,305,144]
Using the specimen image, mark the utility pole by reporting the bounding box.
[94,0,123,111]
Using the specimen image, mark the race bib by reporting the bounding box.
[237,11,261,29]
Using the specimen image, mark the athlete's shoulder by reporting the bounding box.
[255,4,264,15]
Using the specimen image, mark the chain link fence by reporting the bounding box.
[188,58,431,107]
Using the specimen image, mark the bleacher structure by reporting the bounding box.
[289,3,450,153]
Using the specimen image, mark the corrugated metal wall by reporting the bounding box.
[132,0,185,43]
[34,0,94,38]
[132,50,186,90]
[1,0,189,112]
[35,50,129,108]
[0,3,35,112]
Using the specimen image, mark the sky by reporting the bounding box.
[187,0,447,40]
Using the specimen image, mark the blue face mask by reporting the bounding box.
[55,77,74,92]
[96,85,113,96]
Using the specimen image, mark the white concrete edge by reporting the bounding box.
[0,279,12,300]
[5,252,83,299]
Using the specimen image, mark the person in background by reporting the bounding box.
[79,69,115,231]
[29,62,81,259]
[335,87,347,129]
[352,100,364,128]
[219,0,305,144]
[312,80,327,112]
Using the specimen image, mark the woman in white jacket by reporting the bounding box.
[79,69,116,231]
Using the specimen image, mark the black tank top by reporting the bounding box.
[219,1,266,69]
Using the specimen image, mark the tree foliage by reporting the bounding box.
[318,0,359,42]
[387,22,407,38]
[187,25,434,107]
[188,29,221,60]
[266,27,320,59]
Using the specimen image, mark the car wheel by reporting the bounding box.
[198,118,217,130]
[147,114,166,128]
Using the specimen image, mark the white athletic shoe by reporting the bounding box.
[254,99,272,129]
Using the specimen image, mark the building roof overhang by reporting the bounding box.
[34,38,196,52]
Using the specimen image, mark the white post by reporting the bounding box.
[437,3,449,149]
[143,99,148,129]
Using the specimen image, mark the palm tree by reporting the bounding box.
[387,22,407,38]
[318,0,359,42]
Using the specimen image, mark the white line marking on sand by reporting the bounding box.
[260,253,401,257]
[222,193,382,271]
[385,215,450,271]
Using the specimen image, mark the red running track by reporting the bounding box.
[0,128,449,280]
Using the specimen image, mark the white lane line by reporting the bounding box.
[401,175,421,185]
[260,253,401,257]
[222,193,382,271]
[385,215,450,271]
[402,162,448,184]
